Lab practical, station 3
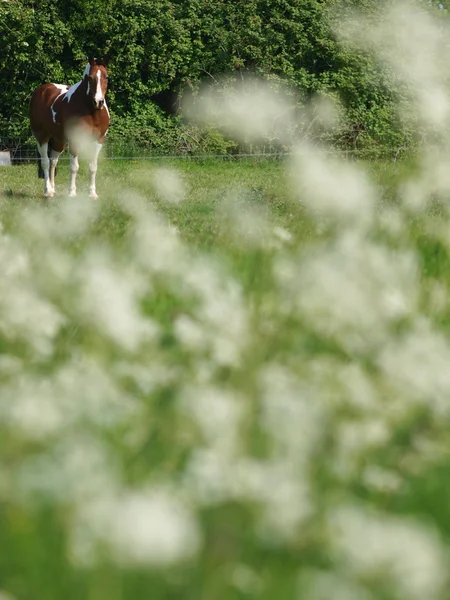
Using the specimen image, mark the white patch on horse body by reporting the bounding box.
[50,85,69,123]
[87,81,90,95]
[64,80,82,103]
[103,101,110,117]
[94,70,103,105]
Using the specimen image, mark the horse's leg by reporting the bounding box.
[37,142,54,198]
[89,142,103,199]
[49,148,61,192]
[68,153,79,197]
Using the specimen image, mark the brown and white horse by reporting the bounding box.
[29,58,110,199]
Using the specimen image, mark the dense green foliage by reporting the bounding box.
[0,1,449,152]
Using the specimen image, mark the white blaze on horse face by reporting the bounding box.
[94,70,104,107]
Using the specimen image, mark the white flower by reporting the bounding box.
[275,232,418,353]
[180,385,243,453]
[152,167,187,204]
[70,487,201,567]
[289,146,376,228]
[329,505,448,600]
[79,249,158,351]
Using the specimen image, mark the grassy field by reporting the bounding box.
[1,155,450,600]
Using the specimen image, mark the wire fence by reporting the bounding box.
[0,135,418,164]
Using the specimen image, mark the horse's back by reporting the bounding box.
[30,84,66,110]
[30,84,67,144]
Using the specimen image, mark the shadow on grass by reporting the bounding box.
[1,189,32,199]
[0,189,51,204]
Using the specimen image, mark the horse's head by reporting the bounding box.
[85,58,109,110]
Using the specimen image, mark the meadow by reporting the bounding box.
[1,153,450,600]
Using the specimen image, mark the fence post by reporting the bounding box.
[0,151,11,166]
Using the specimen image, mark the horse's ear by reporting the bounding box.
[88,55,109,67]
[97,55,110,67]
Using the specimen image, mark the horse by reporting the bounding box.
[29,58,110,199]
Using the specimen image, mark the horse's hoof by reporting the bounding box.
[44,192,54,199]
[89,193,99,200]
[68,192,77,197]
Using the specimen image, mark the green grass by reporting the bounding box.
[1,156,450,600]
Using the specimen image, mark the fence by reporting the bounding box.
[0,137,37,163]
[0,135,417,163]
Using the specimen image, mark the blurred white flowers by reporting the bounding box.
[329,505,448,600]
[151,167,187,204]
[70,487,201,567]
[289,146,376,228]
